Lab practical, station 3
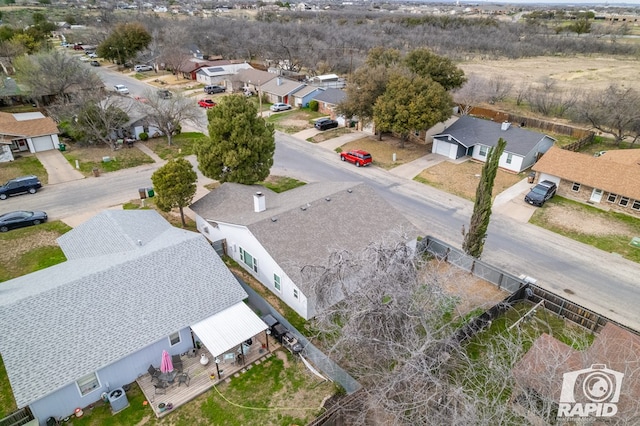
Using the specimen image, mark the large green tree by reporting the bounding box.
[97,23,152,65]
[373,72,452,146]
[338,64,392,129]
[404,48,467,91]
[462,138,507,258]
[196,95,275,184]
[151,158,198,227]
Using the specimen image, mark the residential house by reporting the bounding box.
[312,88,347,120]
[260,77,305,105]
[309,74,346,89]
[232,68,277,94]
[532,146,640,218]
[189,182,420,320]
[175,58,230,80]
[512,322,640,423]
[290,85,324,108]
[0,210,266,423]
[431,115,555,173]
[195,63,253,87]
[0,112,60,161]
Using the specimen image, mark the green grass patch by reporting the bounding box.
[265,108,325,133]
[63,149,154,175]
[0,155,48,185]
[260,176,306,193]
[144,132,207,160]
[0,355,16,418]
[530,197,640,263]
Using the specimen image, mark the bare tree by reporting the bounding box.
[485,76,514,105]
[158,46,192,81]
[452,74,488,115]
[138,90,204,146]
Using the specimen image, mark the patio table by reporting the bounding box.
[158,371,177,384]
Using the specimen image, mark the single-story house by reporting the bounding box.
[532,146,640,217]
[431,115,556,173]
[189,182,420,320]
[512,322,640,423]
[311,88,347,119]
[309,74,346,89]
[290,85,324,108]
[195,62,253,86]
[0,210,266,424]
[232,68,277,94]
[175,58,230,80]
[0,111,60,161]
[260,77,306,105]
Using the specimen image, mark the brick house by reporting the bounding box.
[533,146,640,217]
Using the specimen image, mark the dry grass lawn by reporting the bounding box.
[416,160,525,201]
[340,135,430,169]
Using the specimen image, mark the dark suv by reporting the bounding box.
[315,118,339,131]
[0,175,42,200]
[204,85,226,94]
[524,180,557,207]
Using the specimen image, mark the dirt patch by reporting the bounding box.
[341,135,430,169]
[0,231,59,262]
[416,159,524,201]
[459,56,640,95]
[542,202,636,237]
[274,350,291,368]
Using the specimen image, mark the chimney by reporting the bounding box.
[253,192,266,212]
[501,121,511,131]
[277,77,282,86]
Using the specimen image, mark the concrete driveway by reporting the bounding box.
[35,150,84,185]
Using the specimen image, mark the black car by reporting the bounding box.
[204,85,226,94]
[315,118,339,131]
[0,210,48,232]
[0,175,42,200]
[90,60,100,67]
[158,89,173,99]
[524,180,557,207]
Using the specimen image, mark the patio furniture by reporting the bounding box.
[154,382,168,395]
[148,364,161,382]
[177,372,190,387]
[171,354,183,372]
[158,370,177,384]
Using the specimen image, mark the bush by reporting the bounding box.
[139,132,149,141]
[309,100,319,112]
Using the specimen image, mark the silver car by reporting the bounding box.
[270,102,292,112]
[114,84,130,95]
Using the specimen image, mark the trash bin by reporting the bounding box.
[138,188,147,199]
[146,187,155,197]
[527,171,535,184]
[92,167,100,177]
[58,143,66,152]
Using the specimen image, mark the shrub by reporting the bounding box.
[139,132,149,141]
[309,100,319,111]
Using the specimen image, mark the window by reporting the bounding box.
[632,200,640,211]
[572,182,581,192]
[293,289,299,299]
[619,197,629,207]
[506,153,512,164]
[274,274,281,292]
[479,146,488,157]
[239,247,258,273]
[607,193,618,203]
[169,331,180,346]
[77,372,100,396]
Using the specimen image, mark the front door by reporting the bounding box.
[590,188,603,203]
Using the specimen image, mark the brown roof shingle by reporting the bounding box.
[0,112,59,138]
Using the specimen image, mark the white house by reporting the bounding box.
[0,210,266,423]
[195,63,253,86]
[189,182,420,320]
[0,112,60,160]
[431,115,556,173]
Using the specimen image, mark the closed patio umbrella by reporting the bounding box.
[160,350,174,374]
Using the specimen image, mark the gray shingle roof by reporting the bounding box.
[312,88,347,106]
[0,210,247,408]
[190,182,420,292]
[261,77,305,97]
[432,115,553,156]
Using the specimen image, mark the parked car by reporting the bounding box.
[73,43,84,50]
[113,84,130,95]
[134,64,153,72]
[157,89,172,99]
[0,210,48,232]
[0,175,42,200]
[86,52,98,58]
[204,85,226,94]
[90,60,100,67]
[270,102,292,112]
[198,99,216,108]
[340,150,373,167]
[524,180,557,207]
[315,118,339,131]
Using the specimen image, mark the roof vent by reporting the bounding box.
[300,206,307,211]
[501,121,511,131]
[253,191,266,213]
[347,189,352,193]
[325,197,331,202]
[271,217,278,222]
[137,239,142,246]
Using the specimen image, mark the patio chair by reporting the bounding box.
[148,364,161,382]
[154,381,168,395]
[172,354,183,373]
[177,372,190,387]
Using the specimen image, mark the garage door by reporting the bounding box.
[31,136,54,152]
[433,140,453,158]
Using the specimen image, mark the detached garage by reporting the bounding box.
[0,112,60,160]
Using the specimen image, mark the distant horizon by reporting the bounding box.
[404,0,640,6]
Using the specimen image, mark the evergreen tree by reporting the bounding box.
[462,138,507,258]
[196,95,275,184]
[151,158,197,227]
